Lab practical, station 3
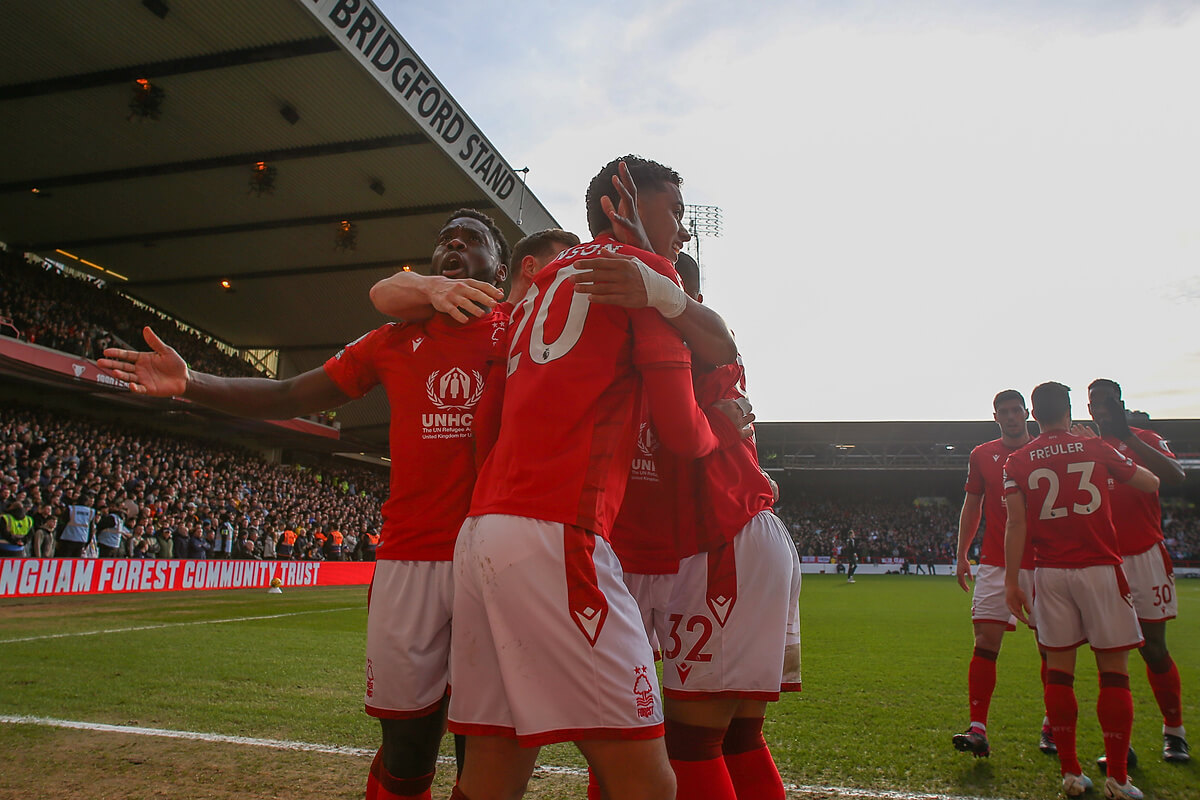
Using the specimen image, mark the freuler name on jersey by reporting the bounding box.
[1027,441,1084,461]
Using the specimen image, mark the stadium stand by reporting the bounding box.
[0,249,263,379]
[0,401,385,561]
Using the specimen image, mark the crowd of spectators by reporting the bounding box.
[0,402,387,562]
[1,398,1197,568]
[775,497,959,565]
[774,495,1200,566]
[0,250,264,379]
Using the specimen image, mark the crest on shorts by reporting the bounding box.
[634,666,656,718]
[426,368,485,411]
[365,658,375,698]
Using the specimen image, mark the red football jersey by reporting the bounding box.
[964,438,1034,569]
[1102,427,1173,556]
[610,392,693,575]
[323,310,508,561]
[685,360,774,558]
[1002,431,1137,568]
[470,234,724,538]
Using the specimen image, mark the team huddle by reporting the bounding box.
[101,156,802,800]
[952,383,1188,800]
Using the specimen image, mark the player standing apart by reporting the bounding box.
[1004,382,1159,800]
[1085,379,1189,767]
[952,389,1052,758]
[843,532,859,583]
[101,209,513,800]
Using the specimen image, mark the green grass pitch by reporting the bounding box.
[1,574,1196,798]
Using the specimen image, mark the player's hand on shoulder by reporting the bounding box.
[571,256,649,308]
[1070,422,1098,439]
[98,326,188,397]
[430,276,502,323]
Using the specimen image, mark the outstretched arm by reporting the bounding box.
[370,272,503,323]
[100,326,353,419]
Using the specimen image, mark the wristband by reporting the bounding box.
[631,258,688,319]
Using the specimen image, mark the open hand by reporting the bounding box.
[98,326,188,397]
[601,160,654,252]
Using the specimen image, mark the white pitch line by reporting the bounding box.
[0,606,362,644]
[0,715,1017,800]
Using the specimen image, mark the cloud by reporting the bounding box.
[383,1,1200,419]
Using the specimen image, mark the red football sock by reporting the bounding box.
[1098,672,1134,785]
[587,767,603,800]
[666,719,738,800]
[723,717,785,800]
[1146,656,1184,728]
[1045,670,1080,775]
[367,750,434,800]
[968,647,999,728]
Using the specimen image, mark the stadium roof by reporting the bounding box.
[0,0,556,449]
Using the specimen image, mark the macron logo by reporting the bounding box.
[676,662,692,685]
[708,595,733,627]
[575,606,603,645]
[72,364,86,377]
[992,454,1000,462]
[412,337,424,352]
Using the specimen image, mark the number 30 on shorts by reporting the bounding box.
[1152,582,1174,608]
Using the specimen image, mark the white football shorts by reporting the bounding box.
[662,511,802,701]
[364,559,454,718]
[622,570,678,657]
[1033,564,1143,652]
[1121,542,1177,623]
[972,564,1038,630]
[448,514,663,747]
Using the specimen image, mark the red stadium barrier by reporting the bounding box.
[0,558,375,598]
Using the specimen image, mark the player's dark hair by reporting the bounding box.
[675,251,701,300]
[511,228,580,268]
[1030,381,1071,423]
[585,155,683,237]
[992,389,1025,411]
[1088,378,1122,400]
[441,208,511,273]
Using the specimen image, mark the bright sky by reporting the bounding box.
[381,0,1200,422]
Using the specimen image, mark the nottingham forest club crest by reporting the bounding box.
[421,368,485,440]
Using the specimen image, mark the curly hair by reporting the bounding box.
[585,155,682,237]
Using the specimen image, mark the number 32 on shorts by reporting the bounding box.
[664,613,714,663]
